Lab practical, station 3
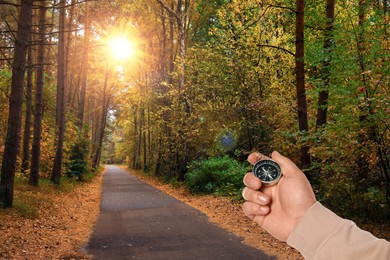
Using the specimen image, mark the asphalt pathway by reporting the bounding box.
[86,165,274,259]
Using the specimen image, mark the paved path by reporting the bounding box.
[86,166,274,259]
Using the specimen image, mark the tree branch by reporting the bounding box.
[155,0,180,21]
[257,44,296,57]
[266,4,297,14]
[0,0,19,7]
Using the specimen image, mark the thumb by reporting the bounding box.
[271,151,301,178]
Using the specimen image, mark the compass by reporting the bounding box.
[253,160,282,186]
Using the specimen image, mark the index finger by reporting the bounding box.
[271,151,304,178]
[247,152,271,165]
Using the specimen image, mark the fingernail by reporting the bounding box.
[257,195,268,204]
[242,188,248,200]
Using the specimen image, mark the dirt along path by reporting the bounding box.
[85,165,275,259]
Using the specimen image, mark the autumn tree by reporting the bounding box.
[77,0,90,129]
[51,0,67,184]
[21,33,33,174]
[295,0,311,171]
[29,0,46,186]
[0,0,33,208]
[316,0,335,128]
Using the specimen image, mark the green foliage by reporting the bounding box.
[83,166,104,182]
[309,122,390,223]
[185,156,248,197]
[66,136,90,180]
[317,172,390,223]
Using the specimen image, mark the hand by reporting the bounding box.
[242,151,316,241]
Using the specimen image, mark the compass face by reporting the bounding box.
[253,160,282,186]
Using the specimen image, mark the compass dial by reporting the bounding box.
[253,160,282,186]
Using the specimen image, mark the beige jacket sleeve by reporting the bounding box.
[286,202,390,260]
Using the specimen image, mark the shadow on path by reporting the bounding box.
[86,165,274,259]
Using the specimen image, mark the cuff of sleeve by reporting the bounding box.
[286,201,344,260]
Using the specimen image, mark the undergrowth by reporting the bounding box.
[185,156,249,199]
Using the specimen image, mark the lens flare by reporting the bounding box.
[216,129,236,151]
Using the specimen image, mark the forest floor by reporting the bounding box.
[0,169,104,260]
[1,166,389,259]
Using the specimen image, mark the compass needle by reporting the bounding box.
[253,160,282,186]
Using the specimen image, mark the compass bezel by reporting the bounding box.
[252,159,282,186]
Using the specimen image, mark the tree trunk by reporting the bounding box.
[21,35,33,174]
[154,132,162,176]
[142,107,147,171]
[92,69,109,169]
[51,0,67,185]
[295,0,311,171]
[316,0,335,128]
[169,2,175,77]
[132,106,138,169]
[136,106,143,170]
[29,0,46,186]
[65,0,76,108]
[0,0,33,208]
[91,96,100,164]
[160,6,167,76]
[77,0,90,129]
[176,0,185,92]
[147,108,152,168]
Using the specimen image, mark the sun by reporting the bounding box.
[108,36,135,61]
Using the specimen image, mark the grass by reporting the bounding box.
[13,201,39,219]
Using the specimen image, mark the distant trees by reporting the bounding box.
[156,0,191,180]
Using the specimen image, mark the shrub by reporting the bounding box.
[185,156,248,197]
[312,167,390,223]
[66,137,89,180]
